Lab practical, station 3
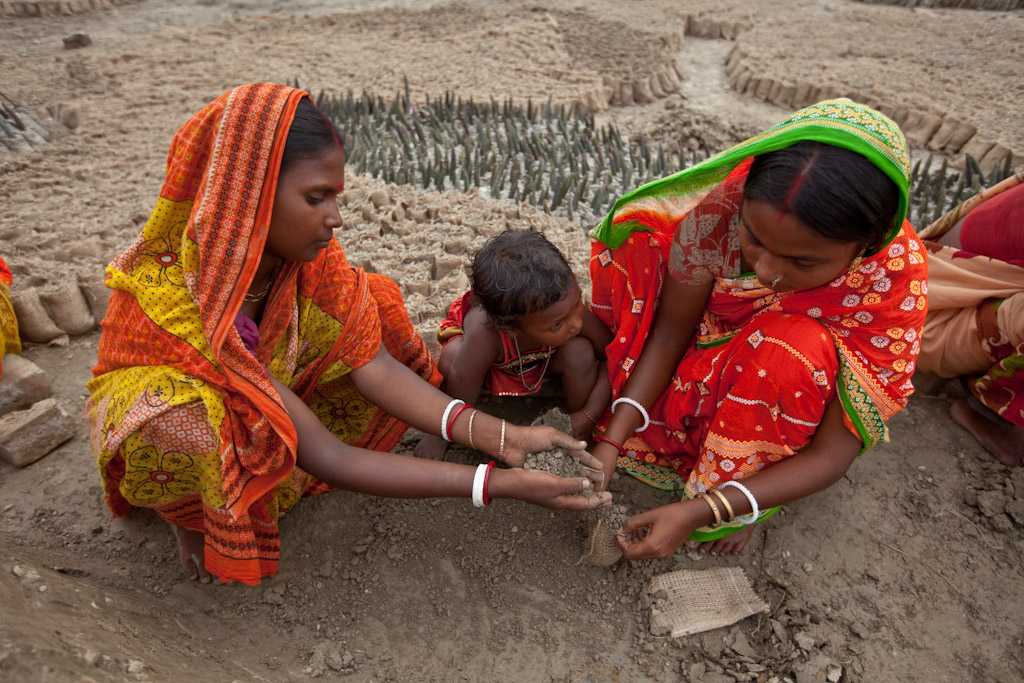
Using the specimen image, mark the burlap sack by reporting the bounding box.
[579,503,628,567]
[40,281,95,336]
[580,515,623,566]
[648,567,769,638]
[79,278,112,323]
[12,289,65,343]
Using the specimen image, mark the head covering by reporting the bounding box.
[591,99,910,250]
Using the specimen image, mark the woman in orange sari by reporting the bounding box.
[87,83,606,585]
[585,100,927,559]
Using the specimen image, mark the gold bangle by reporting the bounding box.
[708,487,735,523]
[697,492,722,527]
[499,419,506,462]
[467,409,478,450]
[580,408,598,425]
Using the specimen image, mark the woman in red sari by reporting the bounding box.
[87,83,607,585]
[585,100,927,559]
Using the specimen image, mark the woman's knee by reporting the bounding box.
[729,312,839,387]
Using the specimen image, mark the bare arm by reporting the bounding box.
[269,374,610,510]
[441,305,502,408]
[579,306,613,360]
[617,396,861,559]
[351,345,585,467]
[591,275,714,486]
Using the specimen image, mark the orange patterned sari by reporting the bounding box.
[589,100,927,539]
[86,84,439,584]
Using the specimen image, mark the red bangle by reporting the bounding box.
[448,403,472,437]
[593,434,626,455]
[481,460,496,506]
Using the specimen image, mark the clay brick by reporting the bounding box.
[773,84,796,109]
[978,143,1011,175]
[0,398,76,467]
[618,81,635,107]
[648,73,665,99]
[634,79,655,105]
[734,70,751,94]
[942,122,977,155]
[960,137,994,166]
[926,117,959,152]
[754,77,772,102]
[905,113,944,148]
[0,354,53,417]
[657,71,676,95]
[793,81,813,108]
[890,106,910,128]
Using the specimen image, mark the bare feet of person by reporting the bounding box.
[172,524,213,583]
[950,397,1024,467]
[414,433,450,460]
[685,525,756,556]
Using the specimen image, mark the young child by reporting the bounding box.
[415,229,613,460]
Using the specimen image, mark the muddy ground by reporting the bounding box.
[1,1,1023,682]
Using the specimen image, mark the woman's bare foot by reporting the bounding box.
[950,398,1024,467]
[172,524,213,583]
[685,525,756,556]
[414,433,451,460]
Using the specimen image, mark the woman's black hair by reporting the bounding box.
[280,97,346,171]
[743,141,900,253]
[470,230,575,331]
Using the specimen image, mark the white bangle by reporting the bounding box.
[720,481,759,524]
[471,463,488,507]
[611,397,650,432]
[440,399,465,442]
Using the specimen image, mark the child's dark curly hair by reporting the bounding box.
[470,230,575,331]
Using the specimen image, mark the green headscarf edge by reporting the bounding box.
[589,99,911,250]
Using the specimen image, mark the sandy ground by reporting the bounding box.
[1,1,1023,681]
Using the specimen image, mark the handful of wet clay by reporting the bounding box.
[525,408,629,567]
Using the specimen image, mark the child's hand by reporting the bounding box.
[586,440,620,492]
[568,410,597,442]
[414,434,450,460]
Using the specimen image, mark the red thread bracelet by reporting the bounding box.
[448,403,472,438]
[481,460,496,506]
[593,434,626,455]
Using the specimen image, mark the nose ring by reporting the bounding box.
[770,276,782,288]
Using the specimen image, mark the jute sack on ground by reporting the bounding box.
[648,567,768,638]
[40,281,95,336]
[11,289,65,344]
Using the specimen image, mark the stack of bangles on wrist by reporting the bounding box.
[441,398,474,443]
[471,461,495,507]
[695,481,760,526]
